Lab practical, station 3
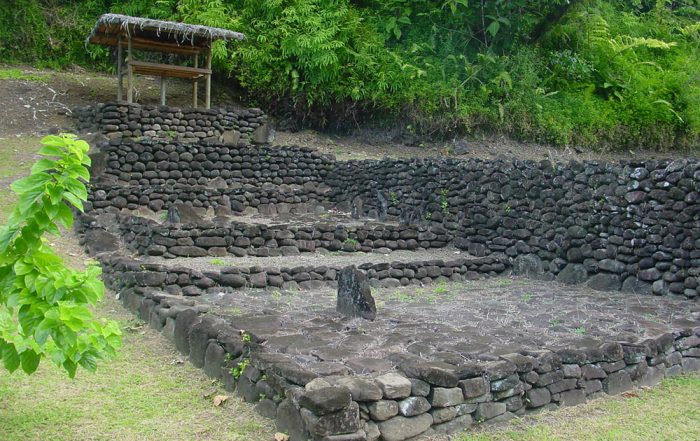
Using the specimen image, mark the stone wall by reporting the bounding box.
[86,139,334,214]
[326,157,700,298]
[98,253,700,441]
[85,138,700,298]
[120,215,452,258]
[73,102,266,142]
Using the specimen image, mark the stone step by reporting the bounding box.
[118,249,510,295]
[118,213,453,258]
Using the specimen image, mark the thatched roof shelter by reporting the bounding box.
[88,13,245,51]
[87,13,245,109]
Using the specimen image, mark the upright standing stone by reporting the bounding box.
[337,266,377,320]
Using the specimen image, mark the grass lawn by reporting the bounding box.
[0,296,275,441]
[458,374,700,441]
[0,137,699,441]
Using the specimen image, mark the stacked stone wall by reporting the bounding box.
[73,102,266,141]
[327,158,700,298]
[120,215,452,258]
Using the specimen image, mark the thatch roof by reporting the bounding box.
[88,13,245,50]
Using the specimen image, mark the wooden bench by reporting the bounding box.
[128,60,211,80]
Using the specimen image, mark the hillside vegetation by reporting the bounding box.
[2,0,700,151]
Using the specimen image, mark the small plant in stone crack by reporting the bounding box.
[240,330,252,343]
[440,188,449,214]
[573,327,586,336]
[388,191,399,206]
[343,237,359,246]
[271,290,282,302]
[229,307,242,316]
[520,293,533,302]
[230,357,250,380]
[503,203,512,214]
[424,212,432,221]
[210,258,226,266]
[259,393,268,401]
[549,318,562,327]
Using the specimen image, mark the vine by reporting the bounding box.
[0,134,121,378]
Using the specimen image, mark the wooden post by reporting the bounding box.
[192,53,198,108]
[205,48,212,109]
[127,35,133,103]
[160,77,167,106]
[117,35,123,102]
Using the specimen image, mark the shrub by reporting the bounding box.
[0,134,121,378]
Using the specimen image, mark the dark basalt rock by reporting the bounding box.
[166,202,204,224]
[336,265,376,321]
[84,229,119,255]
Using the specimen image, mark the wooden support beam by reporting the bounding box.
[117,35,123,102]
[192,54,198,108]
[127,36,133,103]
[160,77,167,106]
[205,49,212,109]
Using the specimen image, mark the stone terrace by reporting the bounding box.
[76,113,700,441]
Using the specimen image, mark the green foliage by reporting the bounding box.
[0,134,121,378]
[2,0,700,150]
[230,357,249,380]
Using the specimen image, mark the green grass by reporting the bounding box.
[0,136,41,179]
[0,68,44,82]
[458,374,700,441]
[0,297,274,441]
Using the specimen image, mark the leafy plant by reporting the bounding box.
[439,188,449,214]
[343,237,359,247]
[0,134,122,378]
[229,357,249,380]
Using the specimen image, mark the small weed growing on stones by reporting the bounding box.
[271,290,282,302]
[573,327,586,335]
[389,191,399,206]
[520,293,533,302]
[230,358,250,380]
[440,188,449,214]
[389,290,413,302]
[434,281,448,295]
[549,318,562,327]
[343,237,359,246]
[496,279,514,287]
[210,258,226,266]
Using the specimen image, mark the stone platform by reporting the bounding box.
[75,131,700,441]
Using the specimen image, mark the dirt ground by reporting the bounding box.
[168,258,700,374]
[2,65,697,163]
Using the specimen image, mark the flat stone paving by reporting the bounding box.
[199,277,700,375]
[144,247,469,272]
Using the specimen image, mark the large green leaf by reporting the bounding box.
[1,341,21,373]
[10,172,51,195]
[19,349,41,374]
